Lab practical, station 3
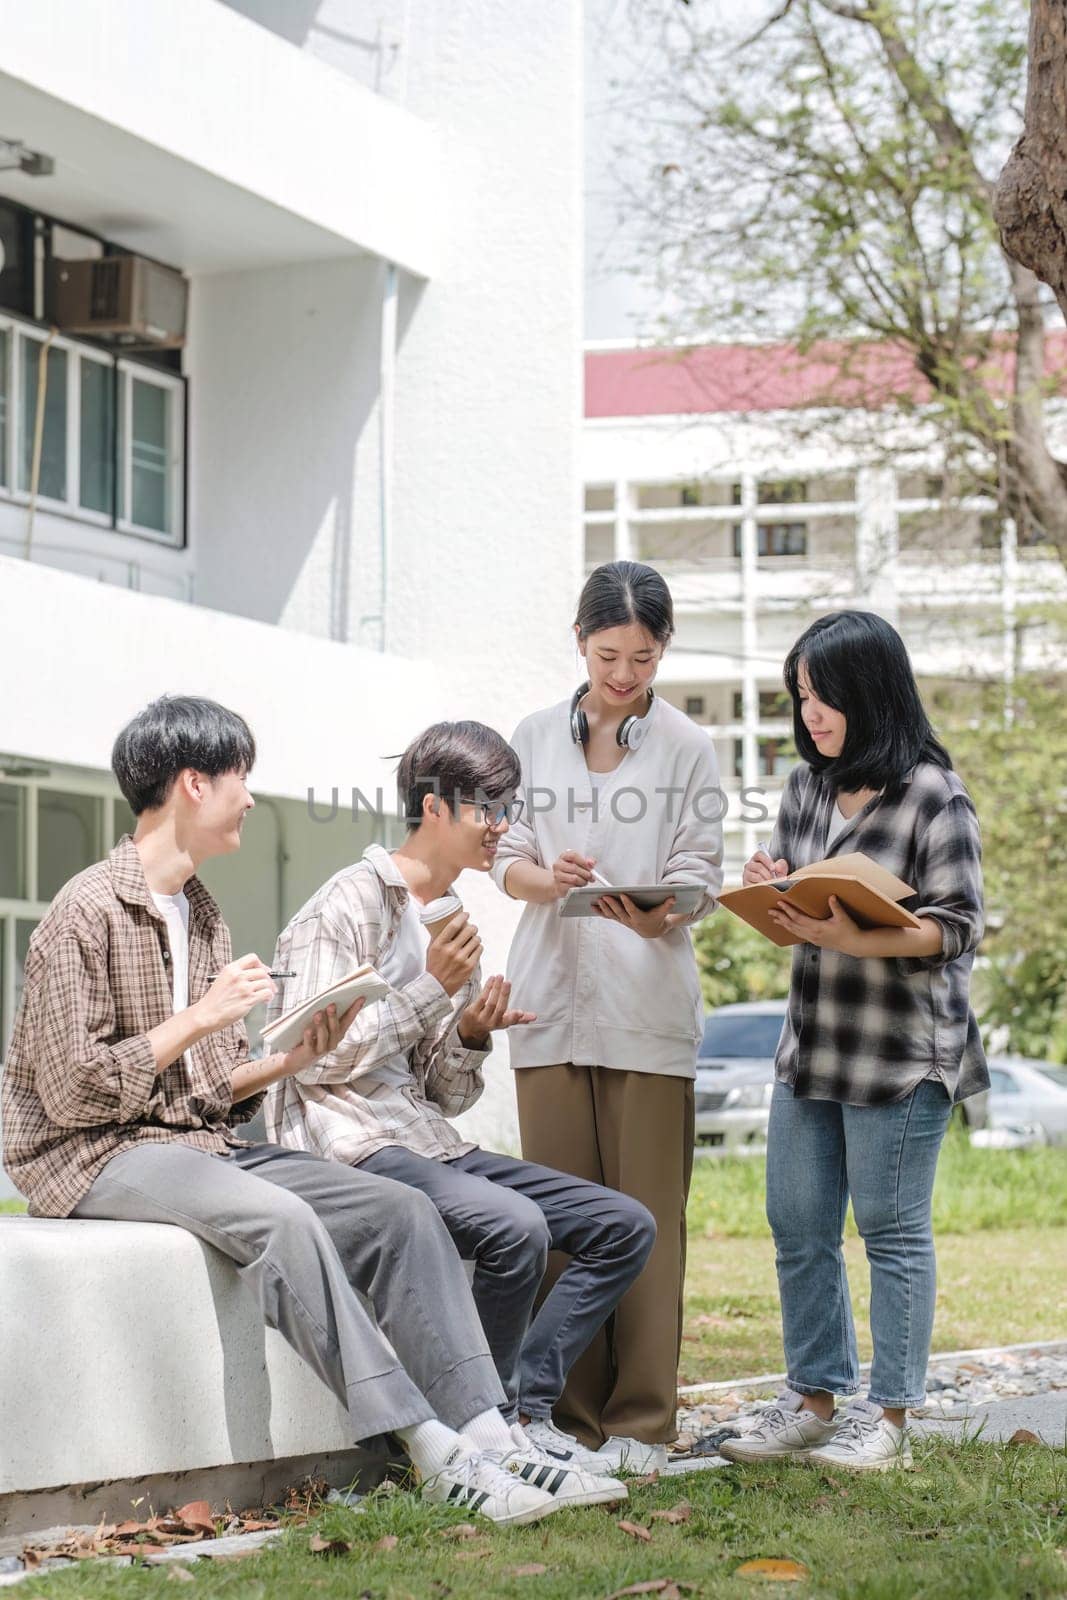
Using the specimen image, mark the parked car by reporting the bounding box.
[694,1000,786,1153]
[967,1055,1067,1148]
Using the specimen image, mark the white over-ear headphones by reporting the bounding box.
[569,682,655,751]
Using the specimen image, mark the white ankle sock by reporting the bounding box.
[461,1407,515,1454]
[395,1418,464,1477]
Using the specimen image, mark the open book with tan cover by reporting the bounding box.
[260,965,390,1054]
[718,851,920,948]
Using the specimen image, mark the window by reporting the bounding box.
[685,696,706,718]
[733,737,797,779]
[37,790,102,902]
[988,1069,1021,1096]
[119,365,182,538]
[700,1009,785,1059]
[759,478,808,505]
[18,337,68,502]
[732,522,808,558]
[0,783,24,898]
[0,314,185,545]
[0,327,8,489]
[733,690,792,721]
[584,485,614,513]
[79,356,115,515]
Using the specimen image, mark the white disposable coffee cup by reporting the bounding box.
[419,892,464,940]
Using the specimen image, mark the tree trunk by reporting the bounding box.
[994,0,1067,323]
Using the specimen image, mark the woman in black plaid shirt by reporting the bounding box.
[719,611,988,1473]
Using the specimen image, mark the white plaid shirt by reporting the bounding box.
[264,846,487,1165]
[771,760,989,1106]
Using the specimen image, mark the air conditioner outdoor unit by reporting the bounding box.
[52,255,187,348]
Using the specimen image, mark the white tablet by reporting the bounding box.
[559,883,706,919]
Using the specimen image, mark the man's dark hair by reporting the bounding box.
[784,610,952,794]
[397,721,520,829]
[111,695,256,815]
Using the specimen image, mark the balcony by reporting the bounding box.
[0,0,441,276]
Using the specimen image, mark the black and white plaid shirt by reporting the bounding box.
[770,760,989,1106]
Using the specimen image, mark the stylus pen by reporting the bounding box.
[589,867,615,889]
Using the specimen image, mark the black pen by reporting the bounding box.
[206,970,297,982]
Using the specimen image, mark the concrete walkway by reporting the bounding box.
[914,1389,1067,1446]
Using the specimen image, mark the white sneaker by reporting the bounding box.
[596,1436,669,1475]
[486,1426,628,1509]
[522,1418,619,1476]
[419,1440,558,1526]
[807,1399,914,1472]
[717,1391,839,1462]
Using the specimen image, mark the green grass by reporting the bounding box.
[0,1197,26,1214]
[12,1133,1067,1597]
[18,1439,1067,1600]
[681,1131,1067,1382]
[687,1122,1067,1240]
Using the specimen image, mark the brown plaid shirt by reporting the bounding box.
[1,837,261,1218]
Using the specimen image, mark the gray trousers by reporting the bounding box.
[73,1141,504,1441]
[361,1145,656,1423]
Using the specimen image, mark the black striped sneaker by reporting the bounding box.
[419,1440,557,1526]
[485,1427,629,1509]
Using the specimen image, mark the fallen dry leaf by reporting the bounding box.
[629,1470,662,1488]
[508,1563,549,1576]
[441,1523,483,1541]
[617,1519,653,1543]
[453,1546,493,1562]
[374,1534,400,1553]
[177,1502,216,1536]
[649,1502,693,1525]
[1007,1429,1041,1446]
[602,1581,694,1599]
[165,1568,196,1584]
[309,1533,352,1556]
[735,1558,810,1582]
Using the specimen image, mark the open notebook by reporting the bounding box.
[260,965,390,1054]
[718,851,920,948]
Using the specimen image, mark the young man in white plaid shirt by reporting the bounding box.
[267,722,656,1482]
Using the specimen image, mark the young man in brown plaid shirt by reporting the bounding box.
[1,696,624,1526]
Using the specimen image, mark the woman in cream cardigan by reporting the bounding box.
[492,560,724,1473]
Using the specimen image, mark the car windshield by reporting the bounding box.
[1036,1066,1067,1091]
[700,1012,785,1059]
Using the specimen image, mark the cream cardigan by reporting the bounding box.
[491,696,725,1078]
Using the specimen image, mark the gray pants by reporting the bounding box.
[73,1141,504,1441]
[361,1145,656,1422]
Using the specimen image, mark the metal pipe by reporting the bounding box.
[378,262,398,654]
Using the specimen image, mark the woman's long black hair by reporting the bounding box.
[574,560,675,645]
[784,610,952,793]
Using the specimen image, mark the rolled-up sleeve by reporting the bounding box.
[31,932,158,1129]
[896,795,984,975]
[491,725,542,897]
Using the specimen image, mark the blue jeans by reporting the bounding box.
[765,1078,952,1409]
[360,1145,656,1423]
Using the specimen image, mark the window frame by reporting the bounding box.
[0,309,186,549]
[116,358,186,545]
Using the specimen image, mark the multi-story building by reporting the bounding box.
[584,341,1067,877]
[0,0,584,1185]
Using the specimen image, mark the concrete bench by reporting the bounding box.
[0,1216,384,1536]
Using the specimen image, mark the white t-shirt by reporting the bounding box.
[825,802,850,850]
[368,896,432,1087]
[152,889,191,1014]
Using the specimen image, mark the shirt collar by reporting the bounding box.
[109,834,222,926]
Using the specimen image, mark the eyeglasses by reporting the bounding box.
[463,797,525,827]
